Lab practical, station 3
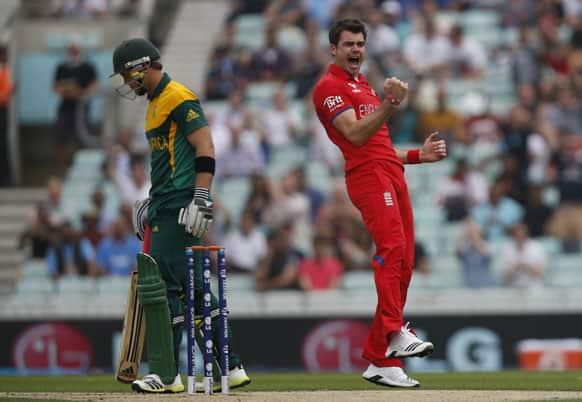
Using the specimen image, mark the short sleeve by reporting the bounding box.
[171,99,208,135]
[313,80,354,124]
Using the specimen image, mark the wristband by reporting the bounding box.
[407,149,421,164]
[194,187,210,200]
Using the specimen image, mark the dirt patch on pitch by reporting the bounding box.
[2,390,582,402]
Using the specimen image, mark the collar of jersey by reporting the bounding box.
[328,63,364,83]
[148,72,171,100]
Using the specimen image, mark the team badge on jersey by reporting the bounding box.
[323,95,344,112]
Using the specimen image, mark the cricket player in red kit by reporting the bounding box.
[313,19,447,388]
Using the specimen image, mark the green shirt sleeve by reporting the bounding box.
[171,99,208,135]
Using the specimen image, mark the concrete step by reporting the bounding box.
[0,188,46,204]
[0,237,19,249]
[0,221,28,234]
[0,251,25,266]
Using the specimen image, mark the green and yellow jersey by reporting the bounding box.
[145,73,208,218]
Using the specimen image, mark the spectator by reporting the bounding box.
[264,169,312,253]
[402,16,451,76]
[216,125,265,178]
[390,82,421,144]
[46,221,98,278]
[80,209,104,248]
[259,87,302,151]
[298,234,344,291]
[110,154,150,205]
[294,20,327,98]
[523,184,554,238]
[63,0,110,18]
[244,173,275,224]
[541,84,582,136]
[472,177,524,240]
[512,28,541,87]
[20,203,52,259]
[264,0,306,27]
[255,222,302,290]
[306,98,345,173]
[252,24,293,81]
[303,0,344,29]
[292,167,326,221]
[107,129,134,179]
[222,210,268,273]
[45,176,65,226]
[96,216,141,276]
[90,189,116,233]
[334,218,374,271]
[437,158,488,221]
[547,135,582,244]
[53,42,99,169]
[502,222,546,289]
[447,24,487,78]
[215,88,257,142]
[413,240,430,275]
[456,218,495,288]
[365,8,400,74]
[416,86,462,143]
[0,45,13,186]
[205,45,237,100]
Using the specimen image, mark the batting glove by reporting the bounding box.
[178,188,213,238]
[132,198,150,241]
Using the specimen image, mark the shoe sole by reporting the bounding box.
[387,343,434,358]
[363,375,420,388]
[131,383,184,393]
[213,378,251,392]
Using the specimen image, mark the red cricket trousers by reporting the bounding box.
[346,160,415,368]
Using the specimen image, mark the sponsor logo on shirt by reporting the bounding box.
[358,103,378,117]
[323,95,344,112]
[347,82,361,93]
[186,109,199,122]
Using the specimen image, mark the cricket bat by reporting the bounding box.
[115,226,150,383]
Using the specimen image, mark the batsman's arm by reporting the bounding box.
[187,125,215,191]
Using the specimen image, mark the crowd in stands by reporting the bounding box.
[18,0,582,293]
[21,0,143,19]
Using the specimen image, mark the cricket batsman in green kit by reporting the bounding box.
[110,38,250,393]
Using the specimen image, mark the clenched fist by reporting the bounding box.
[383,77,408,105]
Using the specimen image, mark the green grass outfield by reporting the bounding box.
[0,370,581,393]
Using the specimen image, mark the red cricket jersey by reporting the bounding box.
[313,63,402,173]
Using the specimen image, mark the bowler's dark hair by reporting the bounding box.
[328,19,367,46]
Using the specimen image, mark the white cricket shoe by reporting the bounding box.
[362,364,420,388]
[132,373,184,393]
[213,364,251,392]
[385,322,434,358]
